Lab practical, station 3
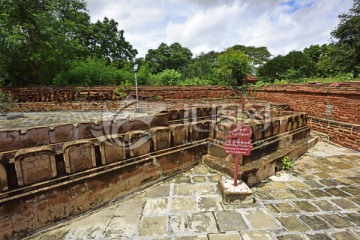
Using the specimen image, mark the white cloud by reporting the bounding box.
[86,0,354,58]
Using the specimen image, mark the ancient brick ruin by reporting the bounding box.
[0,84,358,239]
[248,82,360,151]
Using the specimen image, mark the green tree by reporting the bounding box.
[0,0,90,86]
[86,17,138,63]
[182,51,218,83]
[258,55,288,81]
[331,0,360,76]
[213,48,251,86]
[230,45,271,73]
[258,51,316,82]
[145,42,192,74]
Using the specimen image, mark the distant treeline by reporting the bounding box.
[0,0,359,87]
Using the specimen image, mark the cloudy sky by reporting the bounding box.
[86,0,353,58]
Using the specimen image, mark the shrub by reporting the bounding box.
[160,69,182,85]
[148,69,182,85]
[53,57,119,86]
[0,90,13,116]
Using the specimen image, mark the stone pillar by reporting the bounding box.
[10,146,57,186]
[63,140,96,174]
[149,127,171,151]
[99,134,126,165]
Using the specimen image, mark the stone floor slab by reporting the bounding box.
[139,215,168,236]
[170,215,188,235]
[208,233,242,240]
[299,215,331,230]
[193,183,217,195]
[113,198,145,216]
[241,232,276,240]
[174,184,195,196]
[143,198,168,215]
[171,197,197,213]
[215,211,248,232]
[306,233,332,240]
[147,184,171,198]
[320,214,355,228]
[277,234,304,240]
[104,215,140,238]
[331,231,359,240]
[277,216,309,231]
[243,210,281,230]
[187,213,218,234]
[197,196,223,212]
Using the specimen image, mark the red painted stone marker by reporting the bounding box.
[224,124,253,186]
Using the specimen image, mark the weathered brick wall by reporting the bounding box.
[1,86,239,103]
[247,83,360,151]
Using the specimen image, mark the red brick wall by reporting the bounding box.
[248,83,360,151]
[1,86,239,103]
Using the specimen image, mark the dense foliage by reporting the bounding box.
[0,0,136,86]
[0,0,359,87]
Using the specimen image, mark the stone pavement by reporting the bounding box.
[0,111,149,131]
[26,141,360,240]
[0,100,172,130]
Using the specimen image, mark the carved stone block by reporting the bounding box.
[150,127,171,151]
[63,140,96,174]
[99,135,126,165]
[11,146,57,186]
[125,131,151,157]
[169,124,189,146]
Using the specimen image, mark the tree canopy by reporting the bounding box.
[0,0,137,86]
[213,48,252,86]
[0,0,359,87]
[331,0,360,76]
[144,42,193,74]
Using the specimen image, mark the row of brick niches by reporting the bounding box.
[0,103,289,153]
[0,109,307,194]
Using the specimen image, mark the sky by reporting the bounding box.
[86,0,353,58]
